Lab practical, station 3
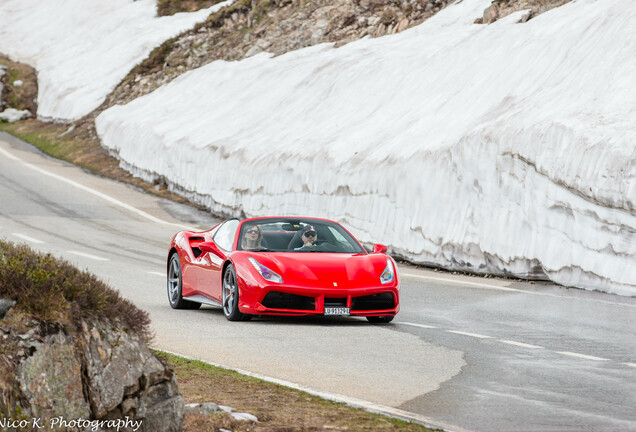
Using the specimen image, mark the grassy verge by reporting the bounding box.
[0,118,204,209]
[156,350,439,432]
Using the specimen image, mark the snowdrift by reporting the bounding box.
[0,0,231,120]
[97,0,636,295]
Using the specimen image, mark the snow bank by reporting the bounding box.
[96,0,636,295]
[0,0,232,121]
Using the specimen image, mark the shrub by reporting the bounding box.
[0,241,151,342]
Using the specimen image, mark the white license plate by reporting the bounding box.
[324,307,350,316]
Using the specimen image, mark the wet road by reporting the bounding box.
[396,275,636,431]
[1,132,635,432]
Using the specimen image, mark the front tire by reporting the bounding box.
[366,315,394,324]
[167,253,201,310]
[222,264,251,321]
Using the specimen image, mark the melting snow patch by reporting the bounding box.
[0,108,32,123]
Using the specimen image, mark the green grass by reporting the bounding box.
[0,125,62,158]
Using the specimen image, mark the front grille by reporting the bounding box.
[262,292,315,311]
[324,297,347,307]
[351,293,395,311]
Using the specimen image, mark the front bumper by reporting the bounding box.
[240,284,400,317]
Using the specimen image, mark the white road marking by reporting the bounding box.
[447,330,493,339]
[148,271,165,277]
[499,339,544,349]
[12,233,45,244]
[398,322,438,329]
[555,351,610,361]
[67,250,109,261]
[401,272,518,291]
[400,271,636,308]
[399,322,630,365]
[0,146,19,161]
[0,146,196,230]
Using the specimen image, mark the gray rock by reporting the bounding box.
[219,404,234,413]
[18,332,91,419]
[519,10,534,23]
[0,299,16,320]
[396,18,410,33]
[201,402,221,414]
[3,318,184,432]
[483,4,499,23]
[185,401,221,415]
[231,412,259,422]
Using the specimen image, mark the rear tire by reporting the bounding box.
[167,253,201,310]
[366,316,394,324]
[222,264,252,321]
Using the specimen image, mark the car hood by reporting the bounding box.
[245,252,392,288]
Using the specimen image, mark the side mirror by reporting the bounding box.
[372,244,388,254]
[198,241,224,257]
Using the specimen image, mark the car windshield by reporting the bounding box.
[238,218,366,254]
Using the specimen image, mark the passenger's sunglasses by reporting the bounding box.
[303,231,316,237]
[246,229,259,234]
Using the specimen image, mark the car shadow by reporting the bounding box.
[190,306,386,327]
[251,315,371,327]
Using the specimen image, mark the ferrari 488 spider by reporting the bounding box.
[166,217,399,323]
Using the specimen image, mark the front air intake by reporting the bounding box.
[262,292,315,311]
[351,293,395,311]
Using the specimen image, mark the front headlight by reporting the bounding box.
[248,257,283,283]
[379,258,395,284]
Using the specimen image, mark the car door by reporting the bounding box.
[201,219,238,301]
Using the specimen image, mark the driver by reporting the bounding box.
[295,225,317,250]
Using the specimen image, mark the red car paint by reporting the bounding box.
[167,216,399,321]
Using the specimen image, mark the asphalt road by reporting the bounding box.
[1,132,635,432]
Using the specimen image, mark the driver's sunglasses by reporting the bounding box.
[246,229,259,234]
[303,231,316,237]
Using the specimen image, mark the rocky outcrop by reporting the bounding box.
[0,301,183,432]
[0,64,5,110]
[477,0,573,24]
[0,56,37,120]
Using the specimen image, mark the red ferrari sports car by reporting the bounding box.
[166,217,399,323]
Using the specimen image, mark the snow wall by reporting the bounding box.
[0,0,230,121]
[83,0,636,296]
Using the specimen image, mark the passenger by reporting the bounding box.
[242,225,263,250]
[295,225,317,250]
